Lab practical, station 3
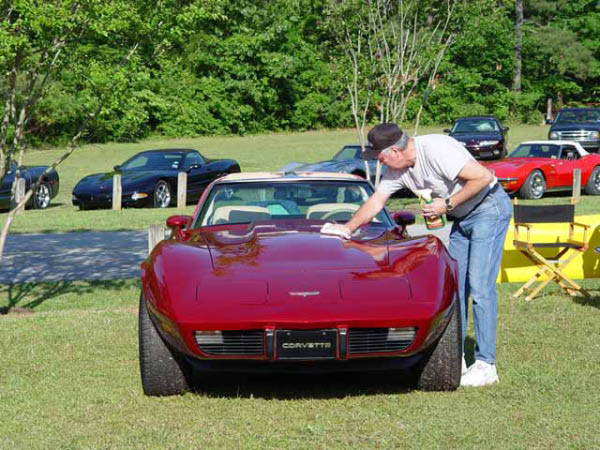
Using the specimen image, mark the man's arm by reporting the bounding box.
[423,160,493,217]
[343,190,390,232]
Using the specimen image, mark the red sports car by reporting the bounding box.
[483,140,600,199]
[139,172,461,396]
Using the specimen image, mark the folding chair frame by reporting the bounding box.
[512,220,590,301]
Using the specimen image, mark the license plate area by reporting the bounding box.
[276,329,337,360]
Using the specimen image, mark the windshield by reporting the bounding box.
[554,109,600,124]
[451,119,500,133]
[120,152,183,171]
[195,180,392,227]
[509,144,560,159]
[332,145,361,161]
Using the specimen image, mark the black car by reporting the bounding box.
[547,108,600,152]
[72,149,240,209]
[280,144,387,184]
[0,162,59,210]
[444,116,509,160]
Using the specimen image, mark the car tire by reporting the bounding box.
[519,170,546,199]
[153,180,172,208]
[413,301,461,391]
[139,293,192,396]
[584,166,600,195]
[32,183,51,209]
[351,170,366,179]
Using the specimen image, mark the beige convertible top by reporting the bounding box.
[218,171,363,183]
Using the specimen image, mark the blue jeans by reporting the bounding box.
[448,186,512,364]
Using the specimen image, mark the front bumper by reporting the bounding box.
[72,192,152,208]
[463,143,504,160]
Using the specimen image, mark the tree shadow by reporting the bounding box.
[0,279,136,315]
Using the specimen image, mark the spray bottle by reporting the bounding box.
[417,188,446,230]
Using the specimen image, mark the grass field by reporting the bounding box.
[5,123,592,234]
[1,279,599,449]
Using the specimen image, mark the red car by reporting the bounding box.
[139,172,461,396]
[483,141,600,199]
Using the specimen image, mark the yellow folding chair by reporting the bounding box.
[512,202,590,301]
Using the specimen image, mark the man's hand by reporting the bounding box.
[422,197,446,217]
[320,223,352,239]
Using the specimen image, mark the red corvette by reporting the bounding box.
[482,140,600,199]
[139,172,461,396]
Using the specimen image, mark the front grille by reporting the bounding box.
[557,131,590,140]
[348,327,416,354]
[194,330,264,356]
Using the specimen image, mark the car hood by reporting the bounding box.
[450,132,502,143]
[74,170,167,191]
[551,123,600,132]
[483,158,545,175]
[199,223,389,272]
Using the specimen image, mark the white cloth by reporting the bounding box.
[320,223,351,239]
[377,134,496,218]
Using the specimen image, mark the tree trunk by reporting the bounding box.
[512,0,523,93]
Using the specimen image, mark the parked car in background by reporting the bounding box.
[482,141,600,199]
[139,172,462,396]
[547,107,600,152]
[280,144,386,185]
[72,149,240,209]
[0,162,59,210]
[444,116,508,160]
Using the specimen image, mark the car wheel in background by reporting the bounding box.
[584,166,600,195]
[412,301,461,391]
[139,293,192,396]
[519,170,546,199]
[153,180,172,208]
[33,183,51,209]
[351,170,366,179]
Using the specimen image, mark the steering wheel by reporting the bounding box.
[320,208,356,222]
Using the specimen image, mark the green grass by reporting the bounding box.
[1,279,599,449]
[2,123,559,234]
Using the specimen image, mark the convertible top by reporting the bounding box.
[218,171,363,183]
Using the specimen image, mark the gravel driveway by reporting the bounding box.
[0,224,450,284]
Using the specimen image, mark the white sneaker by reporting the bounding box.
[461,356,468,375]
[460,360,499,387]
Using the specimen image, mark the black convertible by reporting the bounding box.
[72,149,240,209]
[0,162,60,210]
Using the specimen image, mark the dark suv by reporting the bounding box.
[444,116,508,160]
[547,108,600,152]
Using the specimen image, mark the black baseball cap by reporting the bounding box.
[362,123,408,160]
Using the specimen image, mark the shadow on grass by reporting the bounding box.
[190,370,415,399]
[0,279,136,315]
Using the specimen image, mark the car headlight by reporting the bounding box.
[549,132,559,139]
[479,140,499,146]
[590,131,600,139]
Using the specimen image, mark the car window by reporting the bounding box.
[452,119,499,133]
[184,152,205,168]
[509,144,561,159]
[555,109,600,124]
[560,145,580,160]
[332,146,362,161]
[121,152,184,171]
[195,180,392,227]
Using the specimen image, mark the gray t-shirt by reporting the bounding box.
[377,134,496,218]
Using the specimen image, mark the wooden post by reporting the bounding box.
[177,172,187,208]
[112,174,122,210]
[571,169,581,204]
[148,224,167,254]
[546,98,553,121]
[12,178,26,215]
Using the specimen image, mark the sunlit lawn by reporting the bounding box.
[2,123,573,234]
[0,279,599,449]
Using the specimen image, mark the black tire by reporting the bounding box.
[139,293,192,396]
[32,183,51,209]
[584,166,600,195]
[351,170,366,179]
[153,180,172,208]
[413,301,462,391]
[519,170,546,199]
